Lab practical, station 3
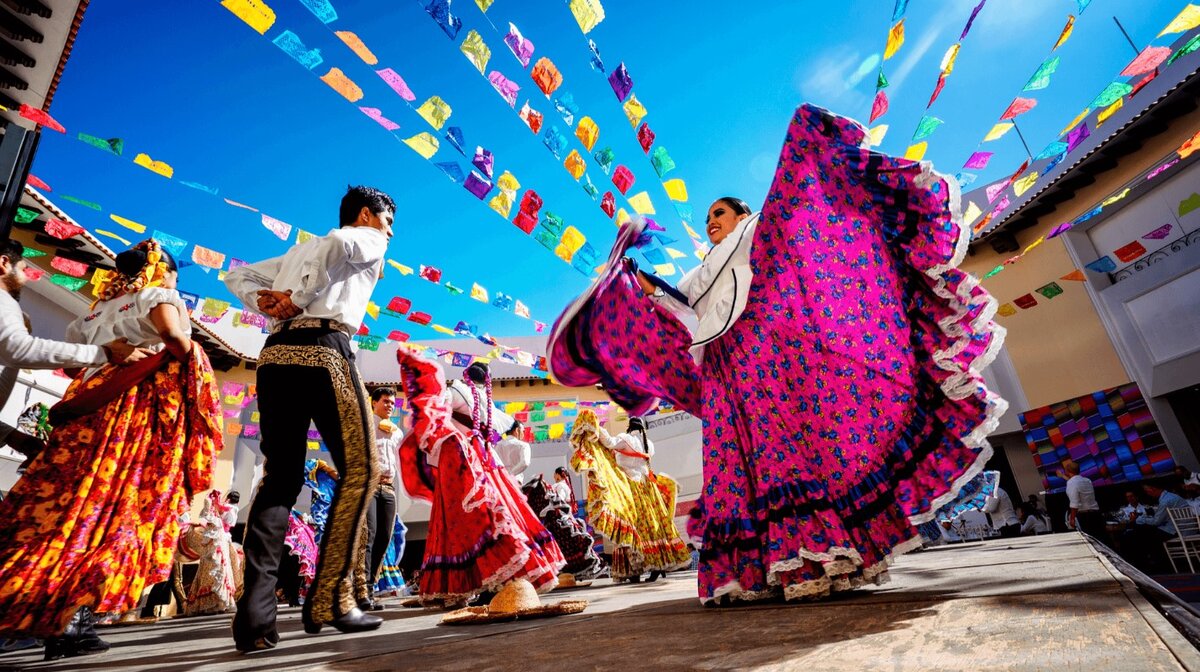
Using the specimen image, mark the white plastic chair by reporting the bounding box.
[1163,507,1200,573]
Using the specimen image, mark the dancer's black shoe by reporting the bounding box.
[303,607,383,635]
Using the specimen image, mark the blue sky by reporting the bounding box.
[29,0,1187,340]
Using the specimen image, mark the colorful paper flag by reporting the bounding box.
[376,68,416,101]
[996,303,1017,317]
[531,57,564,96]
[261,214,292,240]
[1159,4,1200,36]
[912,116,943,141]
[884,19,905,60]
[319,67,364,103]
[416,96,452,130]
[1113,240,1146,263]
[1013,294,1037,309]
[133,153,173,178]
[622,95,647,128]
[459,30,490,74]
[983,122,1013,142]
[403,132,440,159]
[220,0,276,35]
[1000,97,1037,120]
[568,0,605,33]
[964,152,992,169]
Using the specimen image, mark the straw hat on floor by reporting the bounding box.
[440,579,588,625]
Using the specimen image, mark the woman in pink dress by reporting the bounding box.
[549,104,1006,604]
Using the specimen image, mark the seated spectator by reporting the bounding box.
[983,486,1021,538]
[1120,490,1147,519]
[1025,494,1047,517]
[1121,481,1188,571]
[1018,505,1049,535]
[1173,465,1200,487]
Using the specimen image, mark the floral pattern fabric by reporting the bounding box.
[569,410,691,578]
[522,475,605,580]
[548,104,1005,603]
[0,347,222,636]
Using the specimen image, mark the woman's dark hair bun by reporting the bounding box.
[115,248,149,276]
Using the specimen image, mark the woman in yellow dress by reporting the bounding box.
[569,410,689,582]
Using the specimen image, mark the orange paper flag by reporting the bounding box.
[320,67,364,102]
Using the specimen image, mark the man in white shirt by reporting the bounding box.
[1064,460,1103,538]
[982,486,1021,538]
[0,239,143,457]
[355,386,406,611]
[493,420,531,483]
[226,186,394,651]
[1120,490,1147,519]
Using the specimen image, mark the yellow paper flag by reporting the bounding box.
[475,0,494,10]
[1160,4,1200,36]
[615,208,631,227]
[627,191,655,215]
[296,229,316,244]
[561,225,586,253]
[663,179,688,202]
[459,30,491,74]
[548,423,565,439]
[554,243,575,263]
[576,117,599,151]
[1102,188,1131,207]
[133,153,173,178]
[665,247,687,260]
[940,43,961,74]
[568,0,605,33]
[963,201,982,226]
[1060,109,1089,136]
[683,222,702,240]
[983,122,1014,142]
[623,94,647,128]
[1023,236,1045,255]
[904,142,927,161]
[320,68,363,102]
[387,259,414,275]
[1054,15,1075,50]
[335,31,378,65]
[94,230,131,246]
[867,124,888,147]
[653,263,677,276]
[884,19,905,60]
[416,96,452,130]
[1013,171,1039,197]
[403,132,440,159]
[220,0,276,35]
[109,213,146,233]
[1096,98,1123,126]
[365,301,380,319]
[488,190,513,217]
[496,171,520,193]
[431,324,457,336]
[996,303,1017,317]
[470,283,489,302]
[564,150,586,180]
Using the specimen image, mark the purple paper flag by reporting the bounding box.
[960,0,987,40]
[472,146,495,178]
[376,68,416,101]
[1142,223,1173,240]
[1067,122,1090,153]
[608,63,633,102]
[464,171,493,200]
[964,151,993,169]
[1047,222,1073,238]
[487,71,520,108]
[503,23,535,67]
[359,106,399,131]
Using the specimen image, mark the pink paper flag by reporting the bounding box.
[50,256,89,277]
[985,180,1008,204]
[376,68,416,101]
[1000,97,1037,120]
[359,106,400,131]
[870,90,889,123]
[1142,223,1173,240]
[964,151,993,169]
[261,214,292,240]
[1121,46,1171,77]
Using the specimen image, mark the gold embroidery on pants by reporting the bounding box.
[259,344,379,621]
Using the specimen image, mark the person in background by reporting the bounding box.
[1025,494,1047,518]
[356,386,405,612]
[552,466,578,514]
[1119,490,1147,519]
[982,486,1021,538]
[1122,481,1188,570]
[223,491,242,530]
[1017,505,1049,535]
[1173,465,1199,487]
[1064,460,1103,538]
[494,420,532,484]
[0,239,146,461]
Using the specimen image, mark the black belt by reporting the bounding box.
[270,318,352,335]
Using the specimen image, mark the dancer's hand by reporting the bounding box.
[256,290,302,319]
[104,337,140,364]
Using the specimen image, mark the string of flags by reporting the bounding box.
[218,0,604,277]
[865,0,911,144]
[965,4,1200,238]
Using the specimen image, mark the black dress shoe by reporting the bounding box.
[303,607,383,635]
[647,570,664,583]
[357,599,385,612]
[43,635,110,661]
[234,635,277,653]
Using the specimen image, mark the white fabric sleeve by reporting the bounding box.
[0,294,106,368]
[343,227,389,265]
[223,255,284,308]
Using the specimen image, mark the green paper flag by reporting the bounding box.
[21,247,47,258]
[50,274,87,291]
[650,146,675,177]
[877,69,889,89]
[534,429,549,442]
[1168,34,1200,66]
[1036,282,1064,299]
[1024,56,1060,91]
[912,115,943,141]
[60,195,102,210]
[1090,82,1133,108]
[983,265,1004,279]
[77,133,124,155]
[530,410,546,422]
[444,282,464,296]
[14,207,39,224]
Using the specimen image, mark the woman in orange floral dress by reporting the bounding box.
[0,240,223,659]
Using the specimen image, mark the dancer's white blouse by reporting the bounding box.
[66,286,191,378]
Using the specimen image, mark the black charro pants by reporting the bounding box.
[356,485,397,601]
[233,328,378,640]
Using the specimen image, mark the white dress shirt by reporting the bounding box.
[223,226,388,332]
[1020,514,1049,535]
[66,287,191,378]
[982,487,1020,529]
[374,416,403,485]
[606,431,654,482]
[0,290,108,443]
[1066,475,1099,512]
[493,436,531,483]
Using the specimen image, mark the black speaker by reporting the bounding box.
[989,231,1019,254]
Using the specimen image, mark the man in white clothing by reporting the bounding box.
[0,239,144,457]
[493,420,531,483]
[1064,460,1103,538]
[226,186,394,650]
[982,486,1021,538]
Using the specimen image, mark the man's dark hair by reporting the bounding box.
[0,239,24,264]
[371,386,396,402]
[339,185,396,227]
